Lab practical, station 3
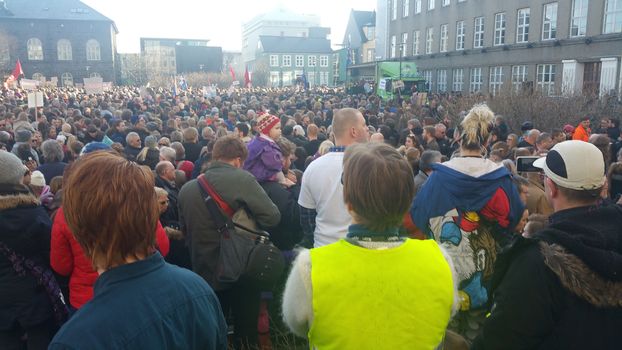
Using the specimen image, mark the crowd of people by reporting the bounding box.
[0,83,620,349]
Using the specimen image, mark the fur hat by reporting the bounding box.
[0,151,26,185]
[256,113,280,135]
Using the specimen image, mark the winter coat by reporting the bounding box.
[473,204,622,350]
[260,181,303,251]
[244,136,283,182]
[178,161,280,291]
[124,145,142,162]
[0,185,54,330]
[137,148,160,170]
[50,206,170,309]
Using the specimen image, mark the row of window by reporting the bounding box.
[269,54,329,68]
[420,64,557,95]
[269,71,331,86]
[391,0,621,57]
[391,0,466,19]
[390,0,622,57]
[30,72,102,87]
[26,38,101,61]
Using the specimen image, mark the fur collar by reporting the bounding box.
[540,242,622,308]
[0,193,40,211]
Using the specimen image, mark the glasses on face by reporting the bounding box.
[159,201,169,205]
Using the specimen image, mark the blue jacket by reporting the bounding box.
[49,252,227,350]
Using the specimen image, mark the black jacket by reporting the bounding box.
[473,204,622,350]
[0,185,54,330]
[260,181,303,251]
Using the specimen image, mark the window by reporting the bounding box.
[270,55,279,67]
[32,73,44,82]
[440,24,448,52]
[603,0,622,33]
[392,0,398,20]
[489,66,504,95]
[426,27,434,54]
[570,0,589,37]
[85,39,101,61]
[366,49,374,62]
[415,0,422,14]
[57,39,72,61]
[437,69,447,92]
[270,71,280,87]
[295,55,304,67]
[537,64,556,95]
[413,30,421,55]
[428,0,435,10]
[474,17,485,48]
[365,26,375,40]
[283,55,291,67]
[319,55,328,67]
[89,72,101,78]
[442,0,450,6]
[391,35,397,58]
[470,67,483,92]
[456,21,465,50]
[308,56,317,67]
[61,72,73,87]
[517,8,530,43]
[453,68,464,92]
[542,2,558,40]
[320,71,329,85]
[512,65,529,91]
[422,70,433,90]
[403,0,410,17]
[401,32,408,57]
[27,38,43,60]
[494,13,506,45]
[283,72,293,86]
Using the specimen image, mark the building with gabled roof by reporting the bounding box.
[256,27,334,87]
[0,0,118,86]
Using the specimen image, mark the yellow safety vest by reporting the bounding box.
[309,238,454,350]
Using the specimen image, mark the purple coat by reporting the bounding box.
[244,136,283,182]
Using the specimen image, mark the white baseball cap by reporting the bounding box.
[533,140,605,190]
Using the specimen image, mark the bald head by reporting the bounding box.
[332,108,368,146]
[155,161,176,181]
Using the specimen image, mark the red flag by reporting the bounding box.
[11,59,24,80]
[244,66,251,88]
[229,65,236,81]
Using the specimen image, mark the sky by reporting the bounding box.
[81,0,377,53]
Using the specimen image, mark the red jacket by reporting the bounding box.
[50,207,170,308]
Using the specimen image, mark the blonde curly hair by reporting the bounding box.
[460,104,495,151]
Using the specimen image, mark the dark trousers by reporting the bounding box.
[0,319,54,350]
[216,286,261,349]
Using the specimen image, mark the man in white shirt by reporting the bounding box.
[298,108,368,247]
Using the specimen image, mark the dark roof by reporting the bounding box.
[352,10,375,41]
[259,35,332,54]
[1,0,115,23]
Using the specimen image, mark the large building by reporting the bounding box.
[0,0,118,86]
[340,10,378,83]
[242,7,321,64]
[257,27,334,87]
[140,38,223,79]
[386,0,622,97]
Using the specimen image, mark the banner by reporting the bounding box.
[20,79,39,90]
[83,77,104,94]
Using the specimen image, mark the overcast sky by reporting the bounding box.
[81,0,377,53]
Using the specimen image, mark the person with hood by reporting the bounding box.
[473,141,622,349]
[408,104,524,341]
[0,151,62,349]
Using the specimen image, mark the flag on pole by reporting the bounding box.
[11,59,24,80]
[229,65,236,81]
[244,66,251,88]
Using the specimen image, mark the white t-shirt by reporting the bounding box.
[298,152,352,247]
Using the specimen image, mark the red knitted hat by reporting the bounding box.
[256,113,280,135]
